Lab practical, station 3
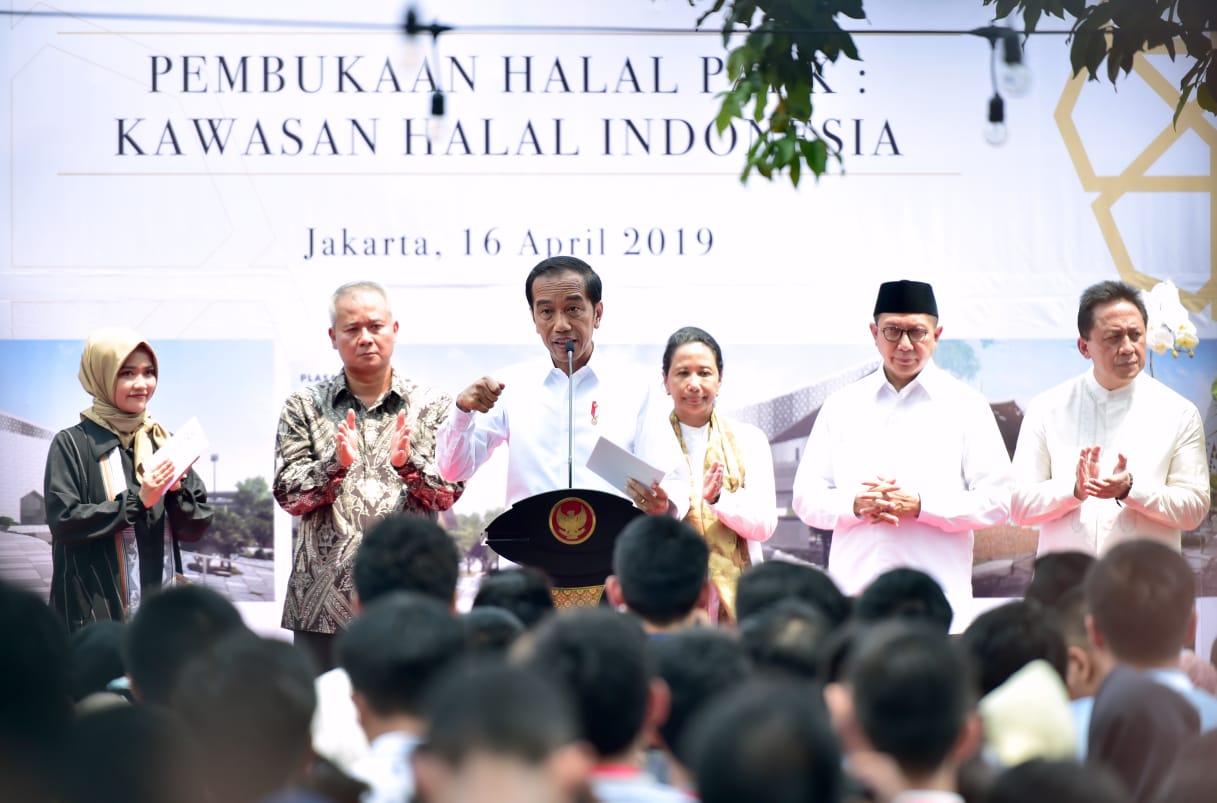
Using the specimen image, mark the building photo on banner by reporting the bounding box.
[1,0,1214,646]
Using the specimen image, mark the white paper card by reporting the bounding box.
[586,436,664,493]
[149,417,209,488]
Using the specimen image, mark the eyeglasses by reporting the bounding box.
[879,325,932,343]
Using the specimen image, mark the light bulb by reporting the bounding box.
[983,95,1008,146]
[999,63,1033,97]
[983,120,1009,146]
[999,34,1032,98]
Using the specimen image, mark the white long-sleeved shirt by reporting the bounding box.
[1010,369,1209,555]
[791,362,1012,607]
[636,413,777,552]
[435,356,656,505]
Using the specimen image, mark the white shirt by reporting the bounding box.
[436,355,657,504]
[1011,370,1209,555]
[590,768,694,803]
[350,731,422,803]
[636,413,778,558]
[791,362,1012,608]
[311,667,368,773]
[890,793,965,803]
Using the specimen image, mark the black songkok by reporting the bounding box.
[873,280,938,318]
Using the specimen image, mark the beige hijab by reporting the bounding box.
[78,328,169,483]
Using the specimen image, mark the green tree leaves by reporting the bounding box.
[694,0,861,184]
[986,0,1217,125]
[694,0,1214,187]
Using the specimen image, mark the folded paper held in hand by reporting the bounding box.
[148,417,210,489]
[586,436,664,493]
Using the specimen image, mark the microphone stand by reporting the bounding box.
[566,340,575,489]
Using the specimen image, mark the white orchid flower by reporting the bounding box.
[1144,280,1198,361]
[1175,320,1199,356]
[1146,280,1189,331]
[1147,325,1175,355]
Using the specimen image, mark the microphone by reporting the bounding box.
[566,340,575,488]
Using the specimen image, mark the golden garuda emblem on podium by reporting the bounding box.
[549,497,596,545]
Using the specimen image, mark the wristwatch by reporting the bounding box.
[1116,472,1133,504]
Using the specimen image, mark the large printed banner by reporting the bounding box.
[2,1,1213,634]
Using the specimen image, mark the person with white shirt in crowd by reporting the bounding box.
[336,592,464,803]
[791,279,1012,615]
[311,515,461,778]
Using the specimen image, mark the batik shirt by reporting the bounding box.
[275,370,463,633]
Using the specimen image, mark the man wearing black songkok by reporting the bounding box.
[791,280,1012,620]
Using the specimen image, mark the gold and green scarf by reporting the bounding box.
[670,408,750,622]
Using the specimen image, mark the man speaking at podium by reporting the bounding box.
[436,256,662,509]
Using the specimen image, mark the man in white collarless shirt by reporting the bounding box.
[436,256,655,505]
[1011,280,1208,556]
[791,280,1013,614]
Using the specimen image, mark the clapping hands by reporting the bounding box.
[336,409,360,467]
[336,409,412,469]
[1073,446,1131,500]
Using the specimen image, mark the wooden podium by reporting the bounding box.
[485,489,642,608]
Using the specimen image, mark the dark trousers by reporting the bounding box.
[293,630,337,676]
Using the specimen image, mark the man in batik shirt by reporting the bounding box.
[274,280,463,672]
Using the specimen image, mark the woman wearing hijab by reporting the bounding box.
[632,326,777,623]
[44,329,212,632]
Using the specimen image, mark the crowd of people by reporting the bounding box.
[5,513,1216,803]
[19,257,1212,801]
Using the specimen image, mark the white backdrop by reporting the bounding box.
[2,0,1213,636]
